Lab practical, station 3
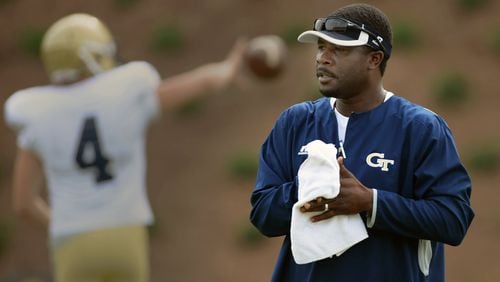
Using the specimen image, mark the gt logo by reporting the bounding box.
[366,152,394,172]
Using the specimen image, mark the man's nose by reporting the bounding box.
[316,49,333,65]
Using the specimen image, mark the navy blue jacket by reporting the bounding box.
[250,95,474,282]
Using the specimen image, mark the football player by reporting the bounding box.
[4,13,247,282]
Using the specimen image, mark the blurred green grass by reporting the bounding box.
[432,71,469,107]
[467,145,499,173]
[151,24,185,54]
[0,162,4,187]
[174,98,207,118]
[114,0,140,9]
[227,151,258,181]
[0,0,14,7]
[0,219,13,257]
[392,21,420,50]
[456,0,489,10]
[281,23,308,46]
[19,27,45,57]
[489,28,500,55]
[237,222,264,246]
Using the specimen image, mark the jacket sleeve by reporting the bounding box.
[373,116,474,246]
[250,109,298,237]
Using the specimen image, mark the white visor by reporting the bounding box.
[297,30,369,47]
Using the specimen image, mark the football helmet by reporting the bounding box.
[41,13,117,84]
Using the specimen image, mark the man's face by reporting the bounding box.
[315,38,371,99]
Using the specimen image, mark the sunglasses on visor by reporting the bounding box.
[313,17,391,57]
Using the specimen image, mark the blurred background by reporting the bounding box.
[0,0,499,281]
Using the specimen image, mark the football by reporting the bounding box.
[245,35,287,79]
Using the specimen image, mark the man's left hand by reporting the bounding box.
[300,157,373,222]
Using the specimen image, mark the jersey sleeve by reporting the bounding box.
[125,61,162,123]
[250,108,298,237]
[373,115,474,245]
[4,91,37,150]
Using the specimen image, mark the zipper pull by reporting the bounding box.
[339,140,347,159]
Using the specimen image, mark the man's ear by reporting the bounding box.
[368,51,384,70]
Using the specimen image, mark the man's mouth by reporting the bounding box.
[316,68,336,83]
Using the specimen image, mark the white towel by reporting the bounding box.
[418,239,432,276]
[290,140,368,264]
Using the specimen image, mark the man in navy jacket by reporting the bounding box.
[250,3,474,282]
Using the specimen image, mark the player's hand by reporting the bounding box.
[300,157,373,222]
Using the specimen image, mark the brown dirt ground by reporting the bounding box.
[0,0,499,281]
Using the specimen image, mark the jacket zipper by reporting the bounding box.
[339,140,347,159]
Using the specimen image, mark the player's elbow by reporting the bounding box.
[250,215,281,238]
[445,229,468,246]
[250,196,280,237]
[250,206,288,237]
[443,207,475,246]
[250,186,293,237]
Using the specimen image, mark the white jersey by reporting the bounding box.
[4,61,161,240]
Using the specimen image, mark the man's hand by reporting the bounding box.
[300,157,373,222]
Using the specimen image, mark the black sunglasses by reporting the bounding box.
[313,17,391,57]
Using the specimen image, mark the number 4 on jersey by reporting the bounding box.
[75,116,114,183]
